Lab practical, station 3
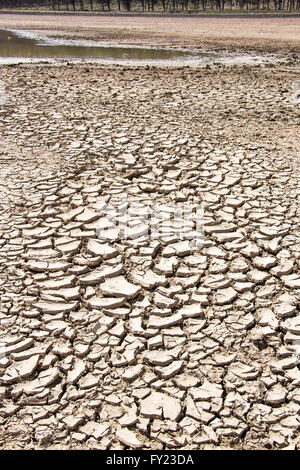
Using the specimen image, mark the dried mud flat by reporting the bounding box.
[0,13,300,53]
[0,52,300,450]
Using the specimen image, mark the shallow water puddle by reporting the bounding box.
[0,29,209,63]
[0,29,284,66]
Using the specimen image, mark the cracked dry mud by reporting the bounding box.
[0,62,299,450]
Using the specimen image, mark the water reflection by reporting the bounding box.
[0,30,204,61]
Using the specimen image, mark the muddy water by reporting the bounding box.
[0,29,208,62]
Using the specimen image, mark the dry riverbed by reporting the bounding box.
[0,13,300,53]
[0,15,300,451]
